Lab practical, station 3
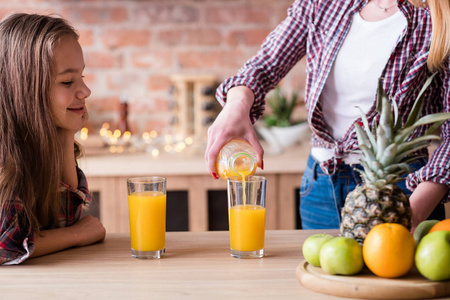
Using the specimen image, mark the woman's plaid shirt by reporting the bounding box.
[216,0,450,201]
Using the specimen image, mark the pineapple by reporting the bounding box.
[340,74,450,245]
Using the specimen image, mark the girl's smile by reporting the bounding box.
[67,105,86,115]
[50,35,91,134]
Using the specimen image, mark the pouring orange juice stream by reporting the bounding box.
[216,140,266,252]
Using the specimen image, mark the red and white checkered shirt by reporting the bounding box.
[0,167,91,265]
[216,0,450,201]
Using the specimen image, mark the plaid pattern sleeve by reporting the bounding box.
[0,199,34,265]
[407,66,450,203]
[215,0,313,124]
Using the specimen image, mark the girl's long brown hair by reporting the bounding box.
[0,14,79,233]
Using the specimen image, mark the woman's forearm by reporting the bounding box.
[226,86,255,110]
[409,181,449,231]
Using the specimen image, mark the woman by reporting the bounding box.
[205,0,450,231]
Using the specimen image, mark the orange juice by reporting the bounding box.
[128,191,166,251]
[229,204,266,251]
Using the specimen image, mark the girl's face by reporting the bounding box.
[50,35,91,134]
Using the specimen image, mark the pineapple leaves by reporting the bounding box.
[359,161,378,183]
[359,144,376,162]
[411,112,450,128]
[394,112,450,143]
[355,122,371,146]
[404,72,438,128]
[397,135,442,152]
[397,137,441,158]
[384,162,411,176]
[392,96,401,132]
[379,143,397,166]
[375,79,385,113]
[354,73,450,188]
[377,80,394,140]
[356,107,377,151]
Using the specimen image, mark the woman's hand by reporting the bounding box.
[204,86,264,179]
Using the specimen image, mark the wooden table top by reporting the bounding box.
[0,230,346,299]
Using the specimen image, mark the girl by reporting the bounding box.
[0,13,106,265]
[205,0,450,231]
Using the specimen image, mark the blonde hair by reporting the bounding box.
[427,0,450,71]
[0,14,79,233]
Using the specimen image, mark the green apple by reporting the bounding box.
[415,230,450,281]
[413,220,439,245]
[302,233,333,267]
[319,237,364,275]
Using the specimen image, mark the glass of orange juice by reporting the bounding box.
[127,176,166,259]
[227,175,266,259]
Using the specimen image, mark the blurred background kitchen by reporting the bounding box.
[1,0,305,139]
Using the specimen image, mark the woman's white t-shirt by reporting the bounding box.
[312,10,407,163]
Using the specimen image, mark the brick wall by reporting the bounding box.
[0,0,306,135]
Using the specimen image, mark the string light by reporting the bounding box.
[84,122,196,155]
[150,130,158,138]
[79,127,89,140]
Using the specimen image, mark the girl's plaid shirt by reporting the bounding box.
[216,0,450,201]
[0,167,91,265]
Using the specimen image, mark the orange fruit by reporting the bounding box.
[428,219,450,233]
[362,223,416,278]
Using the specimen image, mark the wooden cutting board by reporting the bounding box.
[296,260,450,299]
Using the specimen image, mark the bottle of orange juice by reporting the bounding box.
[216,139,257,180]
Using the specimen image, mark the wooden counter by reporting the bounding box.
[0,230,342,299]
[78,144,311,233]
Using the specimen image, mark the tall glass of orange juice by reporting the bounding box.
[227,175,266,258]
[127,177,166,259]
